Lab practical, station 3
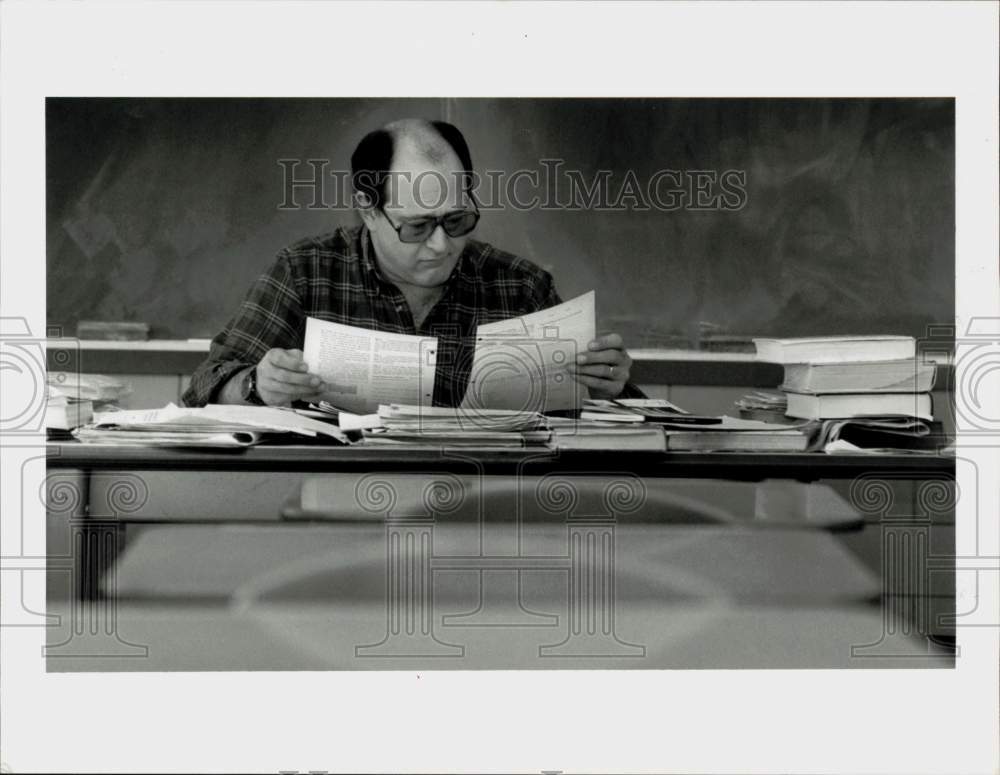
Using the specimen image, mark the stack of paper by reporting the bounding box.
[45,386,93,431]
[72,403,349,447]
[47,371,131,407]
[546,417,667,451]
[47,372,132,436]
[733,392,789,422]
[362,404,550,447]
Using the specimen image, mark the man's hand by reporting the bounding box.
[569,333,633,400]
[255,348,327,406]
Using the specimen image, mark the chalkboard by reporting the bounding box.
[46,98,954,348]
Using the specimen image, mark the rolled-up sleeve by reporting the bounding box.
[181,255,304,406]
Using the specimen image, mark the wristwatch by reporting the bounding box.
[240,366,267,406]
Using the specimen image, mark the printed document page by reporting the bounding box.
[303,318,437,414]
[461,291,595,413]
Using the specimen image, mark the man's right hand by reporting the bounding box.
[254,348,327,406]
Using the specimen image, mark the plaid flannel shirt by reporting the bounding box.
[182,225,643,407]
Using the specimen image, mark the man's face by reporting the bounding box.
[362,146,473,289]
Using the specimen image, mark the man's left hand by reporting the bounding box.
[570,333,632,399]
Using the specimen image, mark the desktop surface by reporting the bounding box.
[46,440,956,479]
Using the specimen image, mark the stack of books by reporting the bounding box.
[754,335,940,451]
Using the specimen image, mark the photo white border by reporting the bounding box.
[2,2,998,773]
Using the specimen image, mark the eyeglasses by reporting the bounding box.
[380,206,480,244]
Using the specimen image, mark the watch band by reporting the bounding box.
[242,366,266,406]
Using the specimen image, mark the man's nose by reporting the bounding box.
[425,223,449,253]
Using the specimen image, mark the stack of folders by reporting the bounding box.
[72,404,348,447]
[361,404,551,447]
[754,335,942,452]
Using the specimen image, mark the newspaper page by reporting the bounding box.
[303,317,438,414]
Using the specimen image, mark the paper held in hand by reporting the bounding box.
[302,291,596,414]
[461,290,595,413]
[303,319,437,414]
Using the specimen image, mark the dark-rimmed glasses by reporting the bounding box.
[380,205,480,244]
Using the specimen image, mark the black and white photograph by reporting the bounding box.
[1,3,998,774]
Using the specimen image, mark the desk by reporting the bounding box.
[44,443,956,671]
[48,442,956,478]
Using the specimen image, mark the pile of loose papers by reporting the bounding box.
[45,385,93,431]
[47,371,131,408]
[72,403,348,447]
[47,372,132,432]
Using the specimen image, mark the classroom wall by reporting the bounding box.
[47,98,955,347]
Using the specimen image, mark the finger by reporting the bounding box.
[263,367,324,389]
[259,376,325,400]
[587,333,624,351]
[572,373,625,391]
[266,348,309,372]
[570,363,631,381]
[575,349,630,366]
[260,385,319,404]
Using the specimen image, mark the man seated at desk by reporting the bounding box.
[182,118,641,408]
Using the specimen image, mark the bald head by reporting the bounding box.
[351,118,474,211]
[385,119,459,169]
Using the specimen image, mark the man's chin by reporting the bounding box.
[411,258,457,285]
